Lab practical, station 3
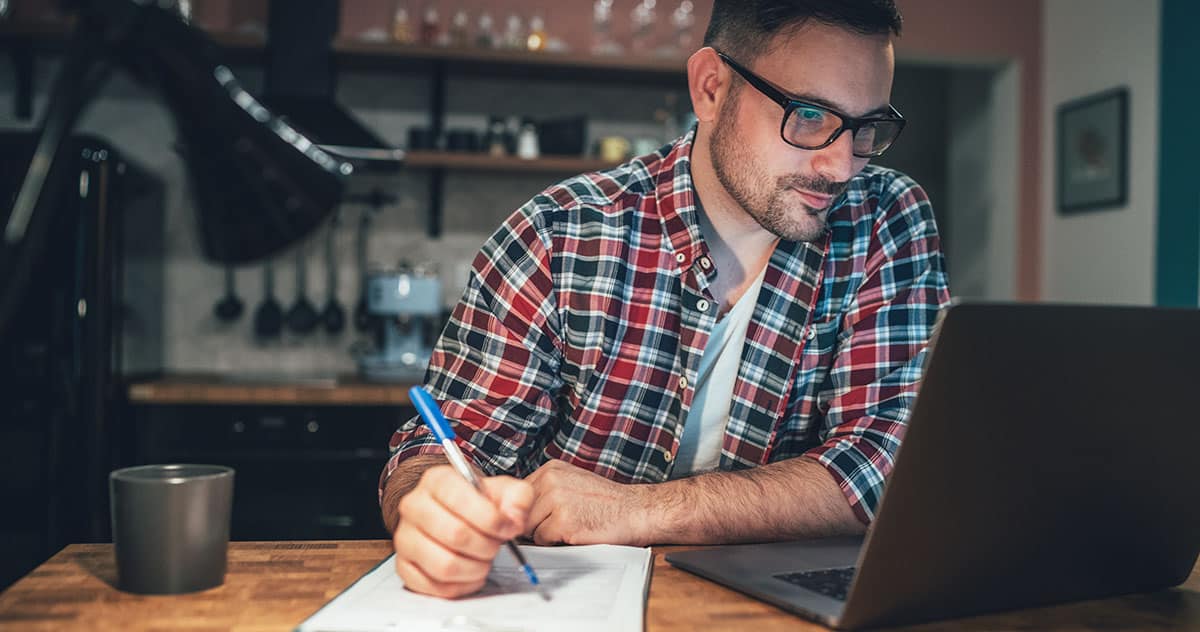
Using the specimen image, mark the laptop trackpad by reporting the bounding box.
[665,537,863,621]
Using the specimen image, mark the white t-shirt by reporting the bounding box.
[668,265,767,479]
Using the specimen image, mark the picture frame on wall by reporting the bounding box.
[1056,87,1129,214]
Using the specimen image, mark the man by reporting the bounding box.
[381,0,951,599]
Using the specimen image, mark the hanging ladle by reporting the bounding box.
[213,265,244,323]
[286,243,320,335]
[320,212,346,334]
[253,260,284,339]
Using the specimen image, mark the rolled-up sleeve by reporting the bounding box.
[805,178,951,524]
[378,201,564,502]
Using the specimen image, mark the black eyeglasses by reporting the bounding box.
[716,51,906,158]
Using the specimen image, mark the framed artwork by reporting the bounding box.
[1056,88,1129,213]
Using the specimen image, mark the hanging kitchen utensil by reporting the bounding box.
[320,212,346,334]
[213,265,244,323]
[285,243,320,334]
[253,260,283,339]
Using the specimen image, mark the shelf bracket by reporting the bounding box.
[427,59,446,238]
[10,42,34,120]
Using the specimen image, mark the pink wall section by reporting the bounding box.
[180,0,1046,299]
[898,1,1043,300]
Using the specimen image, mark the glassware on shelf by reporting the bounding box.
[501,14,525,50]
[449,8,470,47]
[391,2,414,44]
[630,0,658,55]
[484,116,509,157]
[661,0,696,57]
[592,0,623,55]
[526,13,547,52]
[476,12,497,49]
[176,0,192,23]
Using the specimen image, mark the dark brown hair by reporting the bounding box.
[703,0,903,63]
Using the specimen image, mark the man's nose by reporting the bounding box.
[810,130,858,183]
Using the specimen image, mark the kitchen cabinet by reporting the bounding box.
[125,375,417,541]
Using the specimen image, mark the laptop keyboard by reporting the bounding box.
[773,567,857,601]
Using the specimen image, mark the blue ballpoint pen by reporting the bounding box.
[408,386,551,601]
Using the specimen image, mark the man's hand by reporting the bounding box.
[392,465,532,599]
[524,460,651,546]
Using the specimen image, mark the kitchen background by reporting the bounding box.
[1,0,1192,590]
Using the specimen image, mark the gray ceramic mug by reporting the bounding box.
[109,464,235,594]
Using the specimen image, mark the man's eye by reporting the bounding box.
[798,108,824,121]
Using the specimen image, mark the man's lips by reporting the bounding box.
[792,188,834,210]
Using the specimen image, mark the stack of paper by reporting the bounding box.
[297,544,653,632]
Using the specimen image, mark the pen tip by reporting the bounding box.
[521,564,549,600]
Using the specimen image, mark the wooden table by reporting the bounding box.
[2,541,1199,631]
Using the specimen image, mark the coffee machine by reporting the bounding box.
[356,262,443,382]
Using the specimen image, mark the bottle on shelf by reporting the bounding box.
[526,13,547,52]
[630,0,658,55]
[419,5,440,46]
[391,2,414,44]
[516,118,541,160]
[501,13,525,50]
[484,116,509,157]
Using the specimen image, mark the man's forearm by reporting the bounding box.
[644,456,865,544]
[380,454,448,534]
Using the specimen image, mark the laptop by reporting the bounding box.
[666,301,1200,630]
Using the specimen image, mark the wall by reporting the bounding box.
[1040,0,1161,305]
[895,0,1043,300]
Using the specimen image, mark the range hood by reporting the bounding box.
[264,0,403,169]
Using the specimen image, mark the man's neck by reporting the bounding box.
[690,129,779,313]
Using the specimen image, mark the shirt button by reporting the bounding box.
[696,299,710,312]
[805,327,817,341]
[663,450,674,463]
[675,252,687,264]
[679,376,689,390]
[698,257,712,270]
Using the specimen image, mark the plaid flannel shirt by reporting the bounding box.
[381,129,951,524]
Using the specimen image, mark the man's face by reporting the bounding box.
[709,22,896,242]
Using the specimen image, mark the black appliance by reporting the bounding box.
[0,131,163,590]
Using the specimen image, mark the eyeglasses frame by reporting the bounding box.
[715,51,906,158]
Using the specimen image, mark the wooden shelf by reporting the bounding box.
[331,39,688,84]
[0,19,687,84]
[405,150,620,174]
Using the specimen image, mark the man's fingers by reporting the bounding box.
[394,522,493,585]
[480,476,534,530]
[524,480,557,541]
[401,490,505,562]
[394,557,486,599]
[424,467,518,539]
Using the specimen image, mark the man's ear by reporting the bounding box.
[687,47,729,124]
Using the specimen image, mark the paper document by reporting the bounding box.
[297,544,653,632]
